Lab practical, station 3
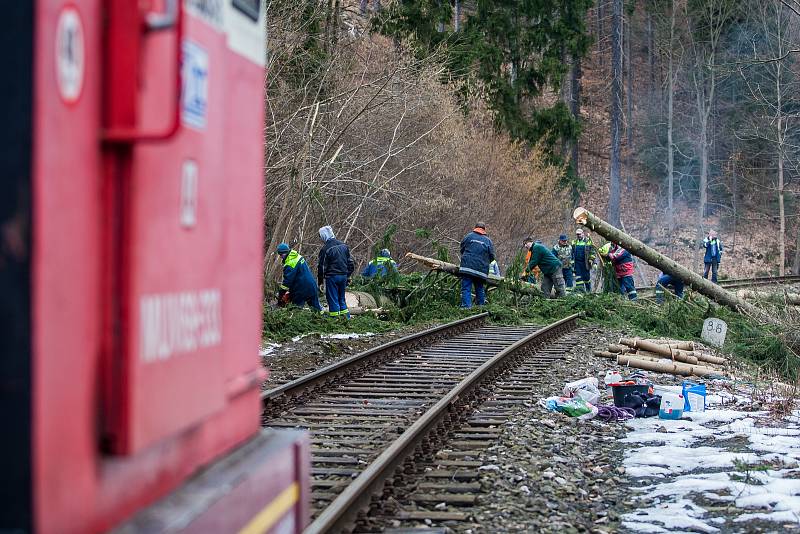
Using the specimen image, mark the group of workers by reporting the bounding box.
[456,223,724,308]
[457,224,637,306]
[274,222,725,314]
[275,226,398,317]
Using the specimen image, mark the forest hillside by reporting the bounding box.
[264,0,800,283]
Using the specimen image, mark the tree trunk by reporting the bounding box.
[777,58,786,276]
[405,253,544,297]
[738,289,800,306]
[793,224,800,274]
[625,11,634,193]
[453,0,461,31]
[616,355,725,378]
[647,11,655,90]
[573,207,765,318]
[732,157,737,253]
[608,0,623,227]
[570,55,582,180]
[779,151,786,276]
[695,117,708,272]
[667,0,676,252]
[597,0,604,67]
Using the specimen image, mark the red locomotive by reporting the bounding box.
[1,1,309,532]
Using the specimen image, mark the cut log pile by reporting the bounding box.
[593,337,728,378]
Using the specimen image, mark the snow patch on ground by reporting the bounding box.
[622,393,800,532]
[320,332,376,340]
[259,343,281,357]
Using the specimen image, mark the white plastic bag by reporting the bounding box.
[563,377,600,405]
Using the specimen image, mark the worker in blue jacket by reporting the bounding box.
[702,230,723,283]
[318,226,355,318]
[655,272,684,303]
[276,243,322,311]
[458,222,495,308]
[361,249,397,278]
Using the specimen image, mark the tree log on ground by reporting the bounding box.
[643,339,695,351]
[617,355,726,377]
[405,253,544,296]
[620,337,726,365]
[737,289,800,306]
[574,207,764,318]
[619,338,699,364]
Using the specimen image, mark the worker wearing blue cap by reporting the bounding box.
[552,234,574,290]
[275,243,322,311]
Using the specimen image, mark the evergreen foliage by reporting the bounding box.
[378,0,593,154]
[264,274,799,380]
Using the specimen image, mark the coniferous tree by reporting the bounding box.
[380,0,593,160]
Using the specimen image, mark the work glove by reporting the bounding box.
[346,278,352,287]
[318,283,325,294]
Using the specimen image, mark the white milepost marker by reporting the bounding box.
[701,318,728,348]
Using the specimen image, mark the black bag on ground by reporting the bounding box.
[621,392,661,418]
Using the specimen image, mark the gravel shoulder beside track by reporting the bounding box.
[467,326,632,533]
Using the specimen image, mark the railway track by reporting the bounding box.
[638,274,800,292]
[262,313,581,533]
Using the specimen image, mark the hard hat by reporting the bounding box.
[276,243,291,254]
[576,228,584,234]
[475,221,486,230]
[380,248,390,257]
[559,234,568,241]
[599,243,611,255]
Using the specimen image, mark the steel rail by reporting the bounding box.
[638,274,800,292]
[261,313,488,411]
[304,312,581,534]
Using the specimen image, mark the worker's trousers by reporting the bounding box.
[703,261,719,283]
[325,275,349,317]
[292,292,322,311]
[460,275,486,308]
[541,270,567,298]
[562,268,574,289]
[655,284,684,304]
[574,263,591,292]
[618,275,637,300]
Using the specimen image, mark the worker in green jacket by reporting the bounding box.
[526,241,566,298]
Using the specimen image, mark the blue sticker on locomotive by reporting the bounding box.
[181,40,209,130]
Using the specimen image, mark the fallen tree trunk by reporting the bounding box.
[738,289,800,306]
[405,253,544,297]
[617,355,725,377]
[574,207,764,318]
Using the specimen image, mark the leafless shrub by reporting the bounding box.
[264,2,566,280]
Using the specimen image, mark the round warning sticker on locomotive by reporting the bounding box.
[55,5,85,104]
